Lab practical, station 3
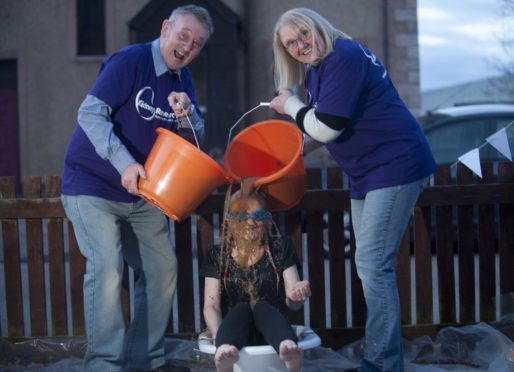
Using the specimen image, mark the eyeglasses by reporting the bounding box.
[177,30,204,50]
[226,210,272,222]
[283,29,311,52]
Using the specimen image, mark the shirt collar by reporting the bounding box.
[151,38,181,80]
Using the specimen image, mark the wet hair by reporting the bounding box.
[169,4,214,37]
[272,7,351,90]
[218,187,282,306]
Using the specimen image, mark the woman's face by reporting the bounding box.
[227,198,270,242]
[278,23,321,65]
[243,199,266,241]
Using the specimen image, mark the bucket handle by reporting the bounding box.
[226,102,306,156]
[178,101,201,150]
[226,102,270,149]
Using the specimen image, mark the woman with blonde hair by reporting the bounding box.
[201,188,311,372]
[270,8,436,372]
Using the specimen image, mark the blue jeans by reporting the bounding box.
[351,177,428,372]
[61,195,177,371]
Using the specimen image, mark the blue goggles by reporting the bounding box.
[226,210,272,222]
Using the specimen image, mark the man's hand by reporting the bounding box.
[121,163,146,195]
[168,91,193,118]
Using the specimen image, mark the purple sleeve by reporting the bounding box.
[316,43,367,120]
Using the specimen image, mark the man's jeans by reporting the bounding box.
[61,195,177,371]
[351,177,428,371]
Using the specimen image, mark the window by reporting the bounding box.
[76,0,105,56]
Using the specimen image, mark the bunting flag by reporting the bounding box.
[486,128,512,161]
[452,122,513,178]
[458,148,482,178]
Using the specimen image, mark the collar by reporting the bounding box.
[151,38,181,80]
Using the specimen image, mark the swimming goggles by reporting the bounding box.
[225,210,272,222]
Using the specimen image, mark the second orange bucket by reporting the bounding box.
[224,120,306,211]
[139,128,231,221]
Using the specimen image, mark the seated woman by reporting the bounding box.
[201,188,311,372]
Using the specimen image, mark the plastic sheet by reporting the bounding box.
[336,314,514,372]
[1,315,513,371]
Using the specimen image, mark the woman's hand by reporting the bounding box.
[286,280,311,303]
[269,90,293,115]
[168,91,193,117]
[283,266,310,310]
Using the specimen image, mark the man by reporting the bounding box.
[61,5,213,371]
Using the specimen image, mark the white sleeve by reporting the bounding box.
[284,96,343,143]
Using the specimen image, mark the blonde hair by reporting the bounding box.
[272,8,351,91]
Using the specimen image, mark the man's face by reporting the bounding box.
[160,14,209,70]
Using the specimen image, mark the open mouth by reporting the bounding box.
[244,226,259,241]
[301,47,311,56]
[174,50,186,61]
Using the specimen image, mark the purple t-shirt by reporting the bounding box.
[305,39,436,199]
[62,41,198,202]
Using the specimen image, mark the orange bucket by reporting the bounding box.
[224,120,306,211]
[139,128,231,221]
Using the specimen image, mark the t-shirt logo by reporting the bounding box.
[359,45,388,79]
[135,86,175,122]
[306,90,318,109]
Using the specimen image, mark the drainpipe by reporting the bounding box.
[382,0,390,70]
[243,0,251,112]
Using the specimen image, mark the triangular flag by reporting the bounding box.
[486,128,512,161]
[458,148,482,178]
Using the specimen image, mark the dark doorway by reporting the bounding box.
[129,0,244,159]
[0,60,19,183]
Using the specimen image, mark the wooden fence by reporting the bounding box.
[1,163,513,349]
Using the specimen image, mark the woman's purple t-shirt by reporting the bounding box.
[305,39,436,199]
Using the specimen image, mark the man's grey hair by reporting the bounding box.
[169,5,214,37]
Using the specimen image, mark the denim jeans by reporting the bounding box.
[351,177,428,372]
[61,195,177,371]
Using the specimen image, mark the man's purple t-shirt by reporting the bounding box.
[62,41,198,202]
[305,39,436,199]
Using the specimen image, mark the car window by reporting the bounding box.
[424,117,514,164]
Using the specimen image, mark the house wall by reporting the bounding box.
[0,0,420,177]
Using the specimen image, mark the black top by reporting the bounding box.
[201,236,299,314]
